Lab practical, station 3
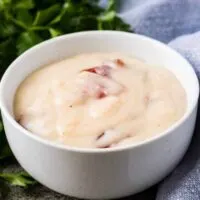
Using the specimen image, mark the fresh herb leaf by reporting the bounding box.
[0,172,37,187]
[98,10,116,24]
[107,0,116,11]
[33,4,61,26]
[14,0,35,10]
[49,28,63,37]
[16,31,43,55]
[0,0,34,10]
[16,9,33,27]
[0,0,12,10]
[49,2,71,25]
[98,11,131,31]
[60,14,98,32]
[0,22,18,38]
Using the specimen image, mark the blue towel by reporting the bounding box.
[117,0,200,199]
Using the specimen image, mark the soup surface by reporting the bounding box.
[14,53,186,148]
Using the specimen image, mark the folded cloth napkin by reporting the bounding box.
[119,0,200,199]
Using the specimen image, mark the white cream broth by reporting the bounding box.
[14,53,187,148]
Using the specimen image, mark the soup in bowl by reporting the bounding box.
[14,52,186,149]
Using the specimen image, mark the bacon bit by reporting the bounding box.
[97,90,107,99]
[83,67,97,74]
[115,59,125,67]
[82,65,110,77]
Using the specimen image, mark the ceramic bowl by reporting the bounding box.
[0,31,199,199]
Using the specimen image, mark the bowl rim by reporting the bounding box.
[0,31,199,154]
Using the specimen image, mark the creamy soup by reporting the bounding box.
[14,53,186,148]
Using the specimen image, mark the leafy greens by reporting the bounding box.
[0,172,37,187]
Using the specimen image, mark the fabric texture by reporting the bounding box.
[119,0,200,199]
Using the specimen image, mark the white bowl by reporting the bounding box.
[0,31,199,199]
